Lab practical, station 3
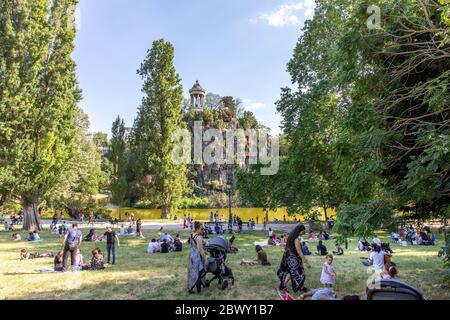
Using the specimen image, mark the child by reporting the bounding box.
[119,224,125,236]
[74,248,84,268]
[54,251,64,272]
[382,262,397,279]
[320,254,336,287]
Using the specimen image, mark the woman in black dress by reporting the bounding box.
[277,224,311,294]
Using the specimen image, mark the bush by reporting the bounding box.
[179,196,211,209]
[134,199,157,209]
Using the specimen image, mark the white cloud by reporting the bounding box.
[254,0,316,27]
[247,102,266,111]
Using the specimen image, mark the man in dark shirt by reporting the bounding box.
[100,227,120,265]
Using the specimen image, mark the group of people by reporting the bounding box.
[391,225,436,246]
[119,219,144,239]
[147,233,183,254]
[276,224,360,300]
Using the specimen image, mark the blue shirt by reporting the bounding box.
[65,228,82,245]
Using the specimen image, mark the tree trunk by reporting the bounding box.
[161,205,170,220]
[23,202,42,231]
[323,206,328,221]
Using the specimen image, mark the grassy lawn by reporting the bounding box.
[0,227,448,300]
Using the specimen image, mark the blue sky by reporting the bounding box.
[73,0,316,136]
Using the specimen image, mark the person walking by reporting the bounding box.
[61,223,82,271]
[277,224,311,296]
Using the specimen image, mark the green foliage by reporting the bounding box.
[130,39,189,218]
[109,116,128,206]
[272,0,449,237]
[0,0,82,230]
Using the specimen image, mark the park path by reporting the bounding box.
[37,219,299,233]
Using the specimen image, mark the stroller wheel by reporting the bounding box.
[221,280,229,290]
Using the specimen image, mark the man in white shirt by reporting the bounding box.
[147,239,161,254]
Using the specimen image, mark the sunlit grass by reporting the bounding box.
[0,228,448,300]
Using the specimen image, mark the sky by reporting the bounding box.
[73,0,316,136]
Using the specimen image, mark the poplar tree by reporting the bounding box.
[131,39,189,219]
[0,0,81,230]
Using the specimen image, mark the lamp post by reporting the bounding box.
[227,183,232,230]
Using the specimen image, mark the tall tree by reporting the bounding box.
[131,39,189,219]
[109,116,128,209]
[0,0,81,230]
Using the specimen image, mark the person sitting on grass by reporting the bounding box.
[82,248,105,271]
[214,223,221,235]
[316,240,328,256]
[147,239,161,254]
[160,239,170,253]
[20,249,53,260]
[27,230,41,242]
[12,233,21,241]
[307,230,314,240]
[320,254,336,288]
[57,225,64,237]
[84,228,97,242]
[323,231,330,241]
[333,244,344,256]
[119,224,125,236]
[127,224,134,235]
[54,251,64,272]
[161,232,173,245]
[174,235,183,252]
[50,221,57,232]
[301,241,311,256]
[361,244,388,269]
[240,245,271,266]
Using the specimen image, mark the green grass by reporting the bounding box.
[0,228,448,300]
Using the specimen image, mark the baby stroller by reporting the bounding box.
[367,279,426,300]
[204,236,235,290]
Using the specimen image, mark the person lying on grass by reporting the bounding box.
[299,288,360,300]
[81,248,105,271]
[20,249,53,260]
[240,245,271,266]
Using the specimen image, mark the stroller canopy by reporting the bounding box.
[367,279,426,300]
[205,236,230,251]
